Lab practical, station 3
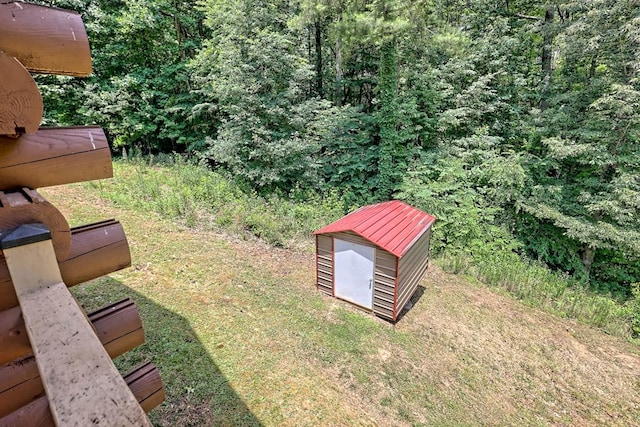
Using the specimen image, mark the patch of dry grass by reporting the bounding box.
[40,182,640,426]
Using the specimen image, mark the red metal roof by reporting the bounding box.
[314,200,436,258]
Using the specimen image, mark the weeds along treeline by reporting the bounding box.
[40,1,638,325]
[90,157,640,341]
[89,155,346,249]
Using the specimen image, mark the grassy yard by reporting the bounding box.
[41,173,640,426]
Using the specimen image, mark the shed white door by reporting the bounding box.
[334,238,374,309]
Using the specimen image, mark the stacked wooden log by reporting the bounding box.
[0,2,164,425]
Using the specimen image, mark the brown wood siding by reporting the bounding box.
[316,235,333,295]
[373,249,397,320]
[396,229,432,316]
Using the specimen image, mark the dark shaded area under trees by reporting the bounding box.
[35,0,639,297]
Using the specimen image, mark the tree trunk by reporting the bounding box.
[175,15,185,60]
[581,245,596,278]
[335,2,343,106]
[335,37,343,106]
[539,5,554,111]
[315,20,324,98]
[307,25,312,69]
[376,37,401,198]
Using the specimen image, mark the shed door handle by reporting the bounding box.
[369,278,373,289]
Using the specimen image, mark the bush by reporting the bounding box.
[90,155,345,249]
[92,155,636,340]
[626,284,640,339]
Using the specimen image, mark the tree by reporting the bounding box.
[193,0,340,191]
[33,0,640,292]
[520,0,640,285]
[34,0,209,152]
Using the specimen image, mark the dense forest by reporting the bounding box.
[37,0,639,297]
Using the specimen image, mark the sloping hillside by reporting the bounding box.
[41,183,640,426]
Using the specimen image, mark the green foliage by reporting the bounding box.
[36,0,209,152]
[193,0,343,191]
[374,38,406,199]
[39,0,640,300]
[519,1,640,287]
[590,250,640,297]
[398,129,525,255]
[95,156,637,339]
[91,156,345,248]
[468,249,630,335]
[515,212,587,280]
[35,76,84,126]
[319,106,379,205]
[625,284,640,339]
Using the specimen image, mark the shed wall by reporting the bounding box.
[316,235,333,295]
[319,232,400,319]
[328,231,370,247]
[396,229,432,316]
[373,249,396,320]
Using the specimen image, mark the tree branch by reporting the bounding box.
[513,13,541,21]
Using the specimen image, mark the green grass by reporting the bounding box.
[87,155,344,250]
[41,174,640,426]
[438,250,638,339]
[88,156,639,342]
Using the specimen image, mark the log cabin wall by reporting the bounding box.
[0,2,164,422]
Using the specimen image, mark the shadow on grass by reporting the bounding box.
[72,277,263,427]
[393,285,426,323]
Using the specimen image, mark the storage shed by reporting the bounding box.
[314,200,436,321]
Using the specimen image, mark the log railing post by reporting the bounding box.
[1,224,151,426]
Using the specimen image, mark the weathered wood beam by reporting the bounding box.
[0,127,113,190]
[0,298,145,417]
[88,298,146,359]
[0,219,131,312]
[0,188,70,261]
[0,51,43,135]
[0,362,164,427]
[0,394,50,427]
[0,306,29,367]
[0,2,92,76]
[58,220,131,292]
[1,228,151,426]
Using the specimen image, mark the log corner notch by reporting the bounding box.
[0,188,70,262]
[0,51,43,135]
